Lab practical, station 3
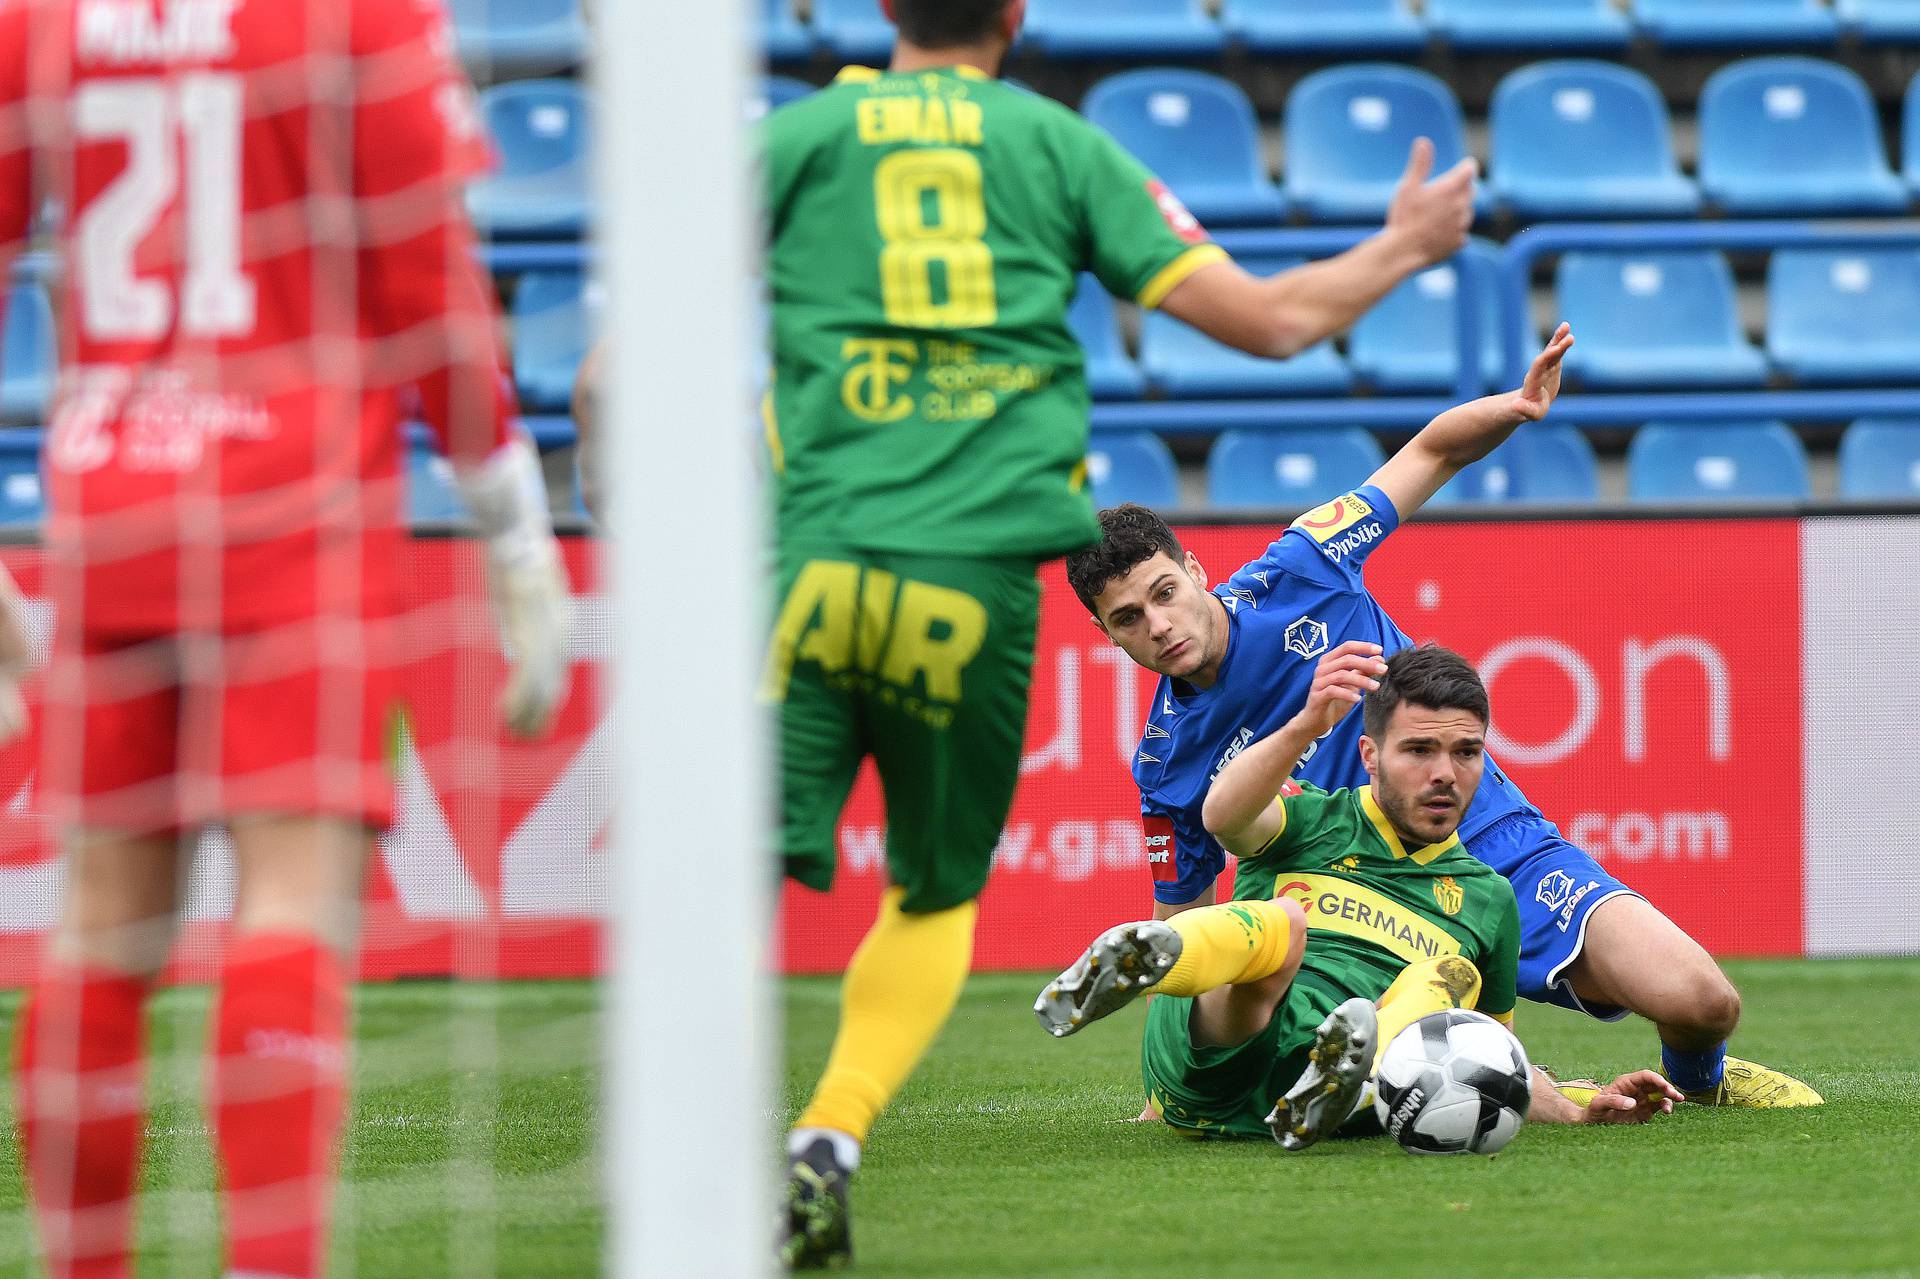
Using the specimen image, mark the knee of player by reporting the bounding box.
[1687,969,1741,1038]
[1276,896,1307,970]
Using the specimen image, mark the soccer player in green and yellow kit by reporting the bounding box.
[763,0,1476,1263]
[1037,642,1682,1144]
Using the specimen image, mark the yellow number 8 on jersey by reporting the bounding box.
[874,148,997,329]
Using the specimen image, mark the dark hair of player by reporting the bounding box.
[1362,644,1490,741]
[1066,503,1185,615]
[890,0,1013,47]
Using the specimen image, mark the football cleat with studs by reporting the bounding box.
[780,1137,853,1271]
[1678,1056,1823,1108]
[1034,920,1183,1038]
[1266,997,1377,1151]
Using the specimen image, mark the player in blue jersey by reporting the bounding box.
[1064,324,1820,1108]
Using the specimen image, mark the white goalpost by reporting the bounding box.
[597,2,770,1276]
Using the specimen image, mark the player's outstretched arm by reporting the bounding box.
[1365,323,1575,521]
[1202,641,1387,855]
[1529,1067,1682,1125]
[1158,138,1474,359]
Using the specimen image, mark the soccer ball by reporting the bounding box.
[1373,1009,1531,1156]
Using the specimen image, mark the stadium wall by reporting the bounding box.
[0,516,1912,987]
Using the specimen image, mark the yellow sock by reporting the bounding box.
[1156,899,1295,998]
[1372,956,1483,1067]
[795,887,978,1145]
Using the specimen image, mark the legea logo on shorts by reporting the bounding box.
[1535,869,1576,912]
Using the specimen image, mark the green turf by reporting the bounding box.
[0,981,603,1277]
[782,960,1920,1279]
[0,960,1915,1276]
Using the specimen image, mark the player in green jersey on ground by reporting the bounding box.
[1037,642,1682,1144]
[762,0,1475,1263]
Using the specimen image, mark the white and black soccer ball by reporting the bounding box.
[1373,1009,1531,1156]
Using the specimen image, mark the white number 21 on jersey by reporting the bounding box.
[73,74,255,341]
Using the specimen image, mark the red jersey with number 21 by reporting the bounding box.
[0,0,513,629]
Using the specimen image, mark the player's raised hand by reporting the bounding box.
[1507,322,1575,423]
[1579,1070,1683,1124]
[1290,641,1387,740]
[1384,137,1477,269]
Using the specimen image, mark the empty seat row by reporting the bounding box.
[765,0,1920,62]
[1089,59,1920,228]
[486,58,1920,240]
[1085,419,1920,512]
[492,243,1920,417]
[1065,244,1920,402]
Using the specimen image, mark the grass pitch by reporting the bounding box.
[0,959,1916,1277]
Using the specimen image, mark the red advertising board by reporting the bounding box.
[780,518,1805,971]
[0,516,1810,987]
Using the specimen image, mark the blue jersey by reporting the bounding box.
[1135,486,1539,905]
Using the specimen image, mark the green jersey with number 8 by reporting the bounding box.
[763,65,1225,559]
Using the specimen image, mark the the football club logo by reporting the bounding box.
[1433,876,1464,916]
[1535,869,1576,912]
[1284,616,1330,660]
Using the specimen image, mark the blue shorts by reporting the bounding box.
[1465,811,1640,1021]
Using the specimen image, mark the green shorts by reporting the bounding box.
[1140,978,1349,1140]
[765,545,1040,914]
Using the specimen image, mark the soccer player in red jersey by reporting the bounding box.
[0,2,570,1275]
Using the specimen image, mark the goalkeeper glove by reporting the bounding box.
[0,565,29,747]
[458,439,571,737]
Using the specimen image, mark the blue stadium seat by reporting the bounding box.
[405,430,471,523]
[513,271,602,413]
[0,431,43,525]
[1087,432,1179,509]
[1627,422,1810,502]
[1221,0,1426,55]
[0,285,56,425]
[1427,440,1520,506]
[1489,62,1699,219]
[467,80,593,239]
[1141,257,1350,397]
[1348,243,1503,394]
[754,76,816,121]
[1556,251,1767,389]
[1431,425,1601,505]
[761,0,813,64]
[1838,419,1920,498]
[1069,276,1145,402]
[1023,0,1222,59]
[1768,249,1920,384]
[1082,70,1285,227]
[1508,423,1600,501]
[1425,0,1631,52]
[1283,65,1476,223]
[448,0,586,74]
[1634,0,1839,49]
[811,0,894,63]
[1207,429,1384,510]
[1838,0,1920,44]
[1698,59,1908,215]
[1906,70,1920,192]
